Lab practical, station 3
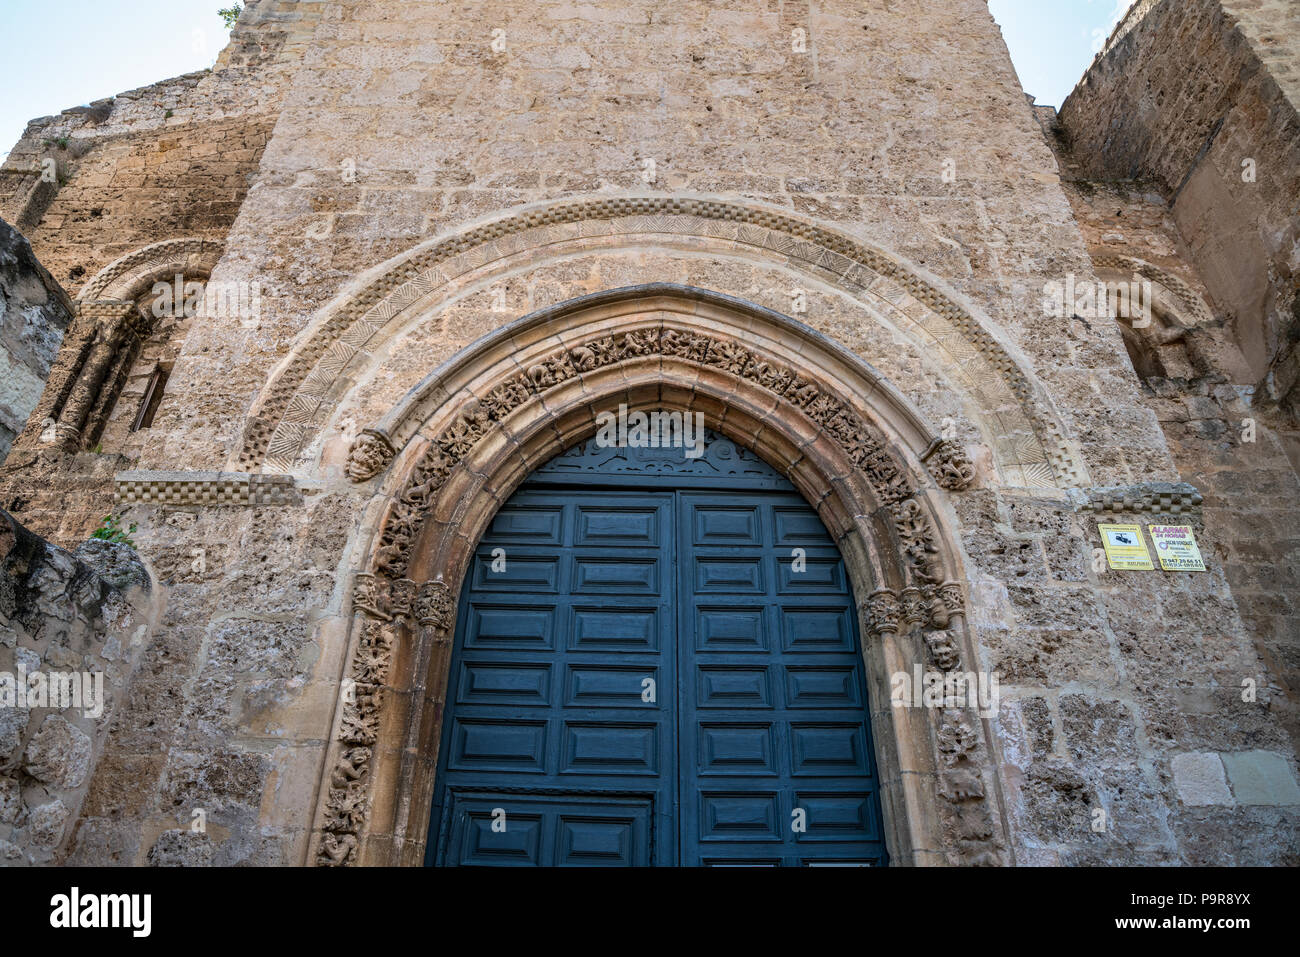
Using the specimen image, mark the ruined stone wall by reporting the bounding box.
[1058,0,1300,419]
[0,0,327,546]
[1,114,274,296]
[0,0,328,296]
[1041,15,1300,768]
[0,220,72,461]
[0,510,158,865]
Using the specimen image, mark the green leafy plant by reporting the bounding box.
[91,515,138,548]
[218,4,242,28]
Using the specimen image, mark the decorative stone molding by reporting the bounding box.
[238,198,1086,488]
[921,437,977,491]
[864,589,903,638]
[351,572,391,621]
[77,237,221,302]
[861,581,966,639]
[415,579,455,632]
[346,429,396,483]
[315,289,1008,868]
[855,578,997,864]
[368,321,934,584]
[320,571,456,866]
[936,708,1000,865]
[1071,482,1204,517]
[932,580,966,628]
[1092,252,1217,329]
[113,471,299,507]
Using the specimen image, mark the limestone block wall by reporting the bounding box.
[1037,96,1300,767]
[0,220,72,461]
[0,509,158,865]
[1058,0,1300,418]
[1,114,275,295]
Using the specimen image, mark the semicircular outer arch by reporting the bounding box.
[238,194,1088,489]
[76,237,223,303]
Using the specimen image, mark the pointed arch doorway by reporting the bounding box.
[426,428,889,866]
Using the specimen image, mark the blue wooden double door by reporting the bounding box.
[427,437,888,866]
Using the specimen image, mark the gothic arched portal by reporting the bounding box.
[311,286,1010,867]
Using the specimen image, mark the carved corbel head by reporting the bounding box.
[347,429,397,483]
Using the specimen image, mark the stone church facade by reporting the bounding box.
[0,0,1296,866]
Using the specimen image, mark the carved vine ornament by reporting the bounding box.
[320,326,997,865]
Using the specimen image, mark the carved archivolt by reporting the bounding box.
[76,237,222,302]
[1091,252,1216,330]
[316,300,1007,867]
[241,196,1085,488]
[365,322,963,586]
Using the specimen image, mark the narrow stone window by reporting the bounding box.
[130,363,171,432]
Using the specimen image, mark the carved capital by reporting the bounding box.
[922,437,976,491]
[389,578,417,619]
[900,586,927,629]
[416,578,455,631]
[347,429,396,483]
[937,580,965,622]
[863,589,902,638]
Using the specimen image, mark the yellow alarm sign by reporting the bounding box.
[1098,523,1154,571]
[1148,525,1208,572]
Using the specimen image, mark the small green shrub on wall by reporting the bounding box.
[91,515,138,548]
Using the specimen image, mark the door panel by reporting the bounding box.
[677,492,884,866]
[431,489,677,866]
[428,446,887,867]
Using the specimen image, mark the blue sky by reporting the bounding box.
[989,0,1136,105]
[0,0,1134,159]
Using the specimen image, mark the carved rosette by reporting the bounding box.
[922,438,976,491]
[347,429,396,483]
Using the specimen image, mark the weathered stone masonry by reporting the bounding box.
[0,0,1296,866]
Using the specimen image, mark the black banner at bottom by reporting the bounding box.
[1,866,1271,945]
